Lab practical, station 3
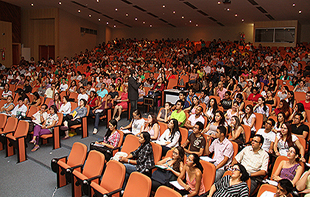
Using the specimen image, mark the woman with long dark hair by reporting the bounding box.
[204,111,225,137]
[90,119,120,161]
[253,97,269,117]
[155,118,181,156]
[271,99,290,119]
[206,98,218,122]
[274,122,305,162]
[177,153,205,197]
[139,113,160,140]
[289,103,306,123]
[151,146,185,191]
[240,105,256,137]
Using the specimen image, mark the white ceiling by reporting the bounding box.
[4,0,310,28]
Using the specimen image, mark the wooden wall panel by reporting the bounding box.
[0,1,21,43]
[0,21,13,67]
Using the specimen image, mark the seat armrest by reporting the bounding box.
[1,131,14,136]
[15,135,27,140]
[66,164,84,173]
[104,188,122,197]
[83,175,102,185]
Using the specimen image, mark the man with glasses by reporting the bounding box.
[291,113,309,139]
[205,126,234,182]
[169,100,186,127]
[300,91,310,110]
[256,118,276,153]
[231,134,269,195]
[182,121,206,157]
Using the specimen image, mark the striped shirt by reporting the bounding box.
[213,175,249,197]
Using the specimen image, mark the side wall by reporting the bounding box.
[0,21,12,67]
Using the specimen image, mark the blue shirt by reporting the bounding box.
[97,89,108,98]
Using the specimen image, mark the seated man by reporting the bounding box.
[184,106,205,136]
[300,91,310,110]
[182,121,206,157]
[108,84,119,100]
[77,86,89,105]
[174,91,190,110]
[186,88,197,105]
[10,97,28,118]
[205,126,234,182]
[291,113,309,139]
[169,100,187,127]
[198,90,210,107]
[97,83,108,98]
[231,134,269,195]
[220,91,233,111]
[256,118,276,153]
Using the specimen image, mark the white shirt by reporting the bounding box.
[11,104,27,116]
[32,111,48,125]
[131,118,145,135]
[156,129,180,148]
[276,133,298,156]
[77,93,88,105]
[60,84,68,92]
[256,129,276,152]
[59,102,71,114]
[188,114,205,132]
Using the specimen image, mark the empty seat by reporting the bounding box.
[154,185,182,197]
[0,116,18,151]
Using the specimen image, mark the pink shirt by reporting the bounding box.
[209,138,234,169]
[217,88,227,100]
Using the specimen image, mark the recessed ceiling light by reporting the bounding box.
[113,25,116,28]
[135,17,138,21]
[235,13,238,17]
[97,0,100,2]
[189,20,192,23]
[163,5,165,8]
[182,16,184,19]
[299,10,302,14]
[218,1,221,5]
[115,8,118,12]
[106,21,109,25]
[89,14,92,17]
[242,19,244,22]
[150,24,152,27]
[173,11,176,14]
[78,9,81,13]
[227,8,230,11]
[293,3,296,7]
[31,3,34,7]
[98,19,101,21]
[143,21,145,24]
[58,1,61,5]
[196,24,198,27]
[126,13,129,17]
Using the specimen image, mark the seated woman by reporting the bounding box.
[139,113,160,140]
[120,109,145,135]
[61,98,87,139]
[177,153,206,197]
[253,97,270,118]
[185,96,200,115]
[203,111,225,138]
[112,86,128,121]
[229,116,245,149]
[59,96,71,115]
[29,105,59,152]
[67,80,77,93]
[137,84,146,102]
[273,112,285,133]
[119,132,154,187]
[274,122,306,162]
[289,103,307,123]
[10,97,27,118]
[155,118,181,156]
[48,93,62,109]
[272,146,304,187]
[265,90,277,109]
[29,92,42,107]
[286,91,296,109]
[90,119,120,161]
[205,98,218,122]
[296,169,310,196]
[151,146,185,191]
[157,102,172,123]
[0,95,14,114]
[87,90,99,110]
[260,179,294,197]
[225,101,240,126]
[240,105,256,137]
[207,163,249,197]
[91,94,113,134]
[1,83,12,100]
[270,100,290,120]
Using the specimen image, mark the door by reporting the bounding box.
[39,45,55,61]
[12,44,20,65]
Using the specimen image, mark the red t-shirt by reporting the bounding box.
[300,100,310,110]
[247,93,262,103]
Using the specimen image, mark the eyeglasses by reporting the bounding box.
[265,122,272,125]
[228,167,241,172]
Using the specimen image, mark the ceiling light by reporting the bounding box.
[89,14,92,17]
[235,13,238,17]
[31,3,34,7]
[98,19,101,21]
[182,16,184,19]
[113,25,116,28]
[58,1,61,5]
[293,3,295,7]
[150,24,152,27]
[126,13,129,17]
[241,19,244,22]
[227,8,230,11]
[189,20,192,23]
[143,21,145,24]
[106,21,109,25]
[135,17,138,21]
[299,10,302,14]
[196,24,198,27]
[218,1,221,5]
[115,8,118,12]
[163,5,165,8]
[173,11,176,14]
[78,9,81,13]
[97,0,100,2]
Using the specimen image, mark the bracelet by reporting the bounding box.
[128,159,130,164]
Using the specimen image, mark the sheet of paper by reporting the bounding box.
[170,181,185,190]
[200,156,216,163]
[121,129,132,134]
[265,179,278,186]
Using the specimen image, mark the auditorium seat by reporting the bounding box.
[222,170,251,192]
[122,172,152,197]
[113,134,140,156]
[0,116,18,151]
[40,113,63,149]
[154,185,182,197]
[257,184,277,197]
[201,160,216,192]
[70,105,90,138]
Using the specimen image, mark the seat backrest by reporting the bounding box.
[297,136,306,151]
[57,113,63,126]
[13,120,29,138]
[116,130,124,148]
[241,124,251,143]
[100,160,126,196]
[154,186,182,197]
[230,140,238,160]
[85,105,90,116]
[3,117,18,133]
[305,110,310,123]
[270,156,288,180]
[67,142,88,167]
[123,172,151,197]
[151,142,162,164]
[82,150,105,179]
[71,102,78,111]
[254,113,263,131]
[201,160,216,192]
[0,100,6,108]
[158,122,168,136]
[44,98,53,106]
[69,92,79,102]
[179,127,188,145]
[257,184,277,197]
[0,114,7,130]
[27,106,39,117]
[121,135,140,154]
[167,78,178,89]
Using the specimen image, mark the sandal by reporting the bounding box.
[29,139,35,144]
[31,145,40,152]
[62,136,70,140]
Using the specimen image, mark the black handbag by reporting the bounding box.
[90,142,112,161]
[151,168,176,186]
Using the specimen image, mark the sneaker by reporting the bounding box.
[69,132,77,137]
[93,128,98,134]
